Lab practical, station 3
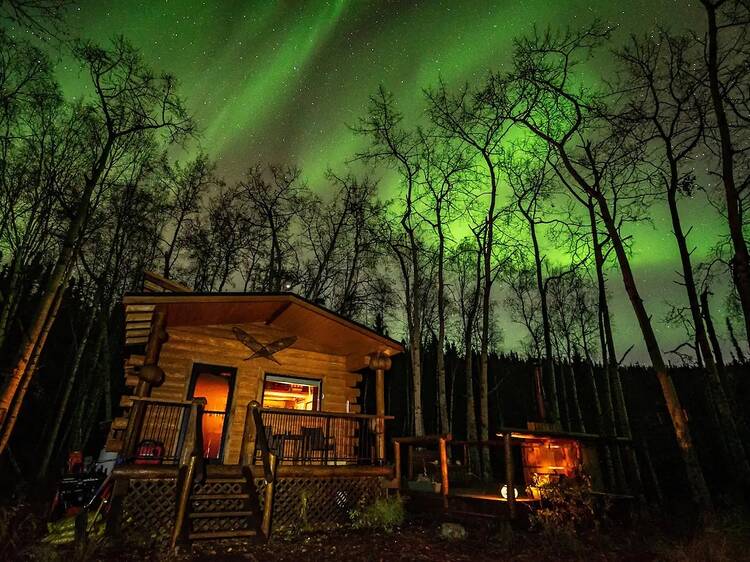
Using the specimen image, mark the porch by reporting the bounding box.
[107,397,395,547]
[116,397,393,468]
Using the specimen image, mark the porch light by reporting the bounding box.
[500,485,519,499]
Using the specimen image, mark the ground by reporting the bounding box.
[9,513,750,562]
[4,498,750,562]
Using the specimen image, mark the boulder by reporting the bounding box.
[440,522,467,540]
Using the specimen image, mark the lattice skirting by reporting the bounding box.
[119,477,177,546]
[257,476,384,533]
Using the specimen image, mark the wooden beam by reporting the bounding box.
[265,301,292,325]
[439,436,449,507]
[346,353,370,371]
[505,432,516,519]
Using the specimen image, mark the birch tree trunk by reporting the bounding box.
[596,195,711,507]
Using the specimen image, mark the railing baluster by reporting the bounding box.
[242,408,390,466]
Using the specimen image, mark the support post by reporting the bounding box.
[504,432,516,519]
[135,311,168,397]
[127,311,168,460]
[367,352,391,465]
[439,435,450,508]
[393,440,401,492]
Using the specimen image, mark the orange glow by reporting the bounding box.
[192,371,231,459]
[521,438,581,492]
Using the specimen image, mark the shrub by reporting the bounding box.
[528,470,608,553]
[349,495,405,532]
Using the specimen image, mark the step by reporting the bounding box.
[188,529,257,541]
[192,492,248,500]
[189,511,253,519]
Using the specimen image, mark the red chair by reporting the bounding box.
[134,440,165,464]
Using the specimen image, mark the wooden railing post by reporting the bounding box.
[240,402,258,466]
[121,399,145,460]
[504,432,516,519]
[261,451,278,538]
[171,398,205,549]
[246,400,279,540]
[393,440,401,491]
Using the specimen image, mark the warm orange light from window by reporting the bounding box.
[193,372,230,459]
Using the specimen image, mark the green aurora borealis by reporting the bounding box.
[19,0,729,360]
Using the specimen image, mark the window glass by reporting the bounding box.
[262,374,321,411]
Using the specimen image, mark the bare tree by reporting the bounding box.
[354,86,430,436]
[0,36,193,452]
[427,80,514,477]
[499,24,711,507]
[159,153,216,279]
[699,0,750,352]
[417,130,469,435]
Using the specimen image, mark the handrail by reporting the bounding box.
[251,403,275,483]
[245,401,278,539]
[129,396,194,406]
[171,398,206,549]
[258,406,394,421]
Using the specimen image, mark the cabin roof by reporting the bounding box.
[122,291,404,360]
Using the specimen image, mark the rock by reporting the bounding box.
[440,522,467,540]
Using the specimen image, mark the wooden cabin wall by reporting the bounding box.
[150,325,362,464]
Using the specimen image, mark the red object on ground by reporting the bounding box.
[67,451,84,474]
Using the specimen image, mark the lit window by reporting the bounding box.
[261,374,321,411]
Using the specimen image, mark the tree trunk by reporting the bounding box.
[703,290,750,450]
[558,362,570,432]
[589,198,641,495]
[0,284,65,453]
[436,219,450,434]
[596,194,711,508]
[567,362,585,432]
[667,176,750,484]
[37,309,98,479]
[479,161,499,480]
[725,318,746,364]
[703,0,750,352]
[0,251,24,352]
[529,218,559,425]
[0,137,112,447]
[410,329,424,436]
[464,342,480,474]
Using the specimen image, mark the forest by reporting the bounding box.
[0,1,750,557]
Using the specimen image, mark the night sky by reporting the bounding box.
[29,1,725,361]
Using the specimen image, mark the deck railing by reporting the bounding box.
[244,406,391,466]
[120,397,194,464]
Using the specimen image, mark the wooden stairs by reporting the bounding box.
[185,465,264,543]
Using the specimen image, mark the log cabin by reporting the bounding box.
[104,272,403,547]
